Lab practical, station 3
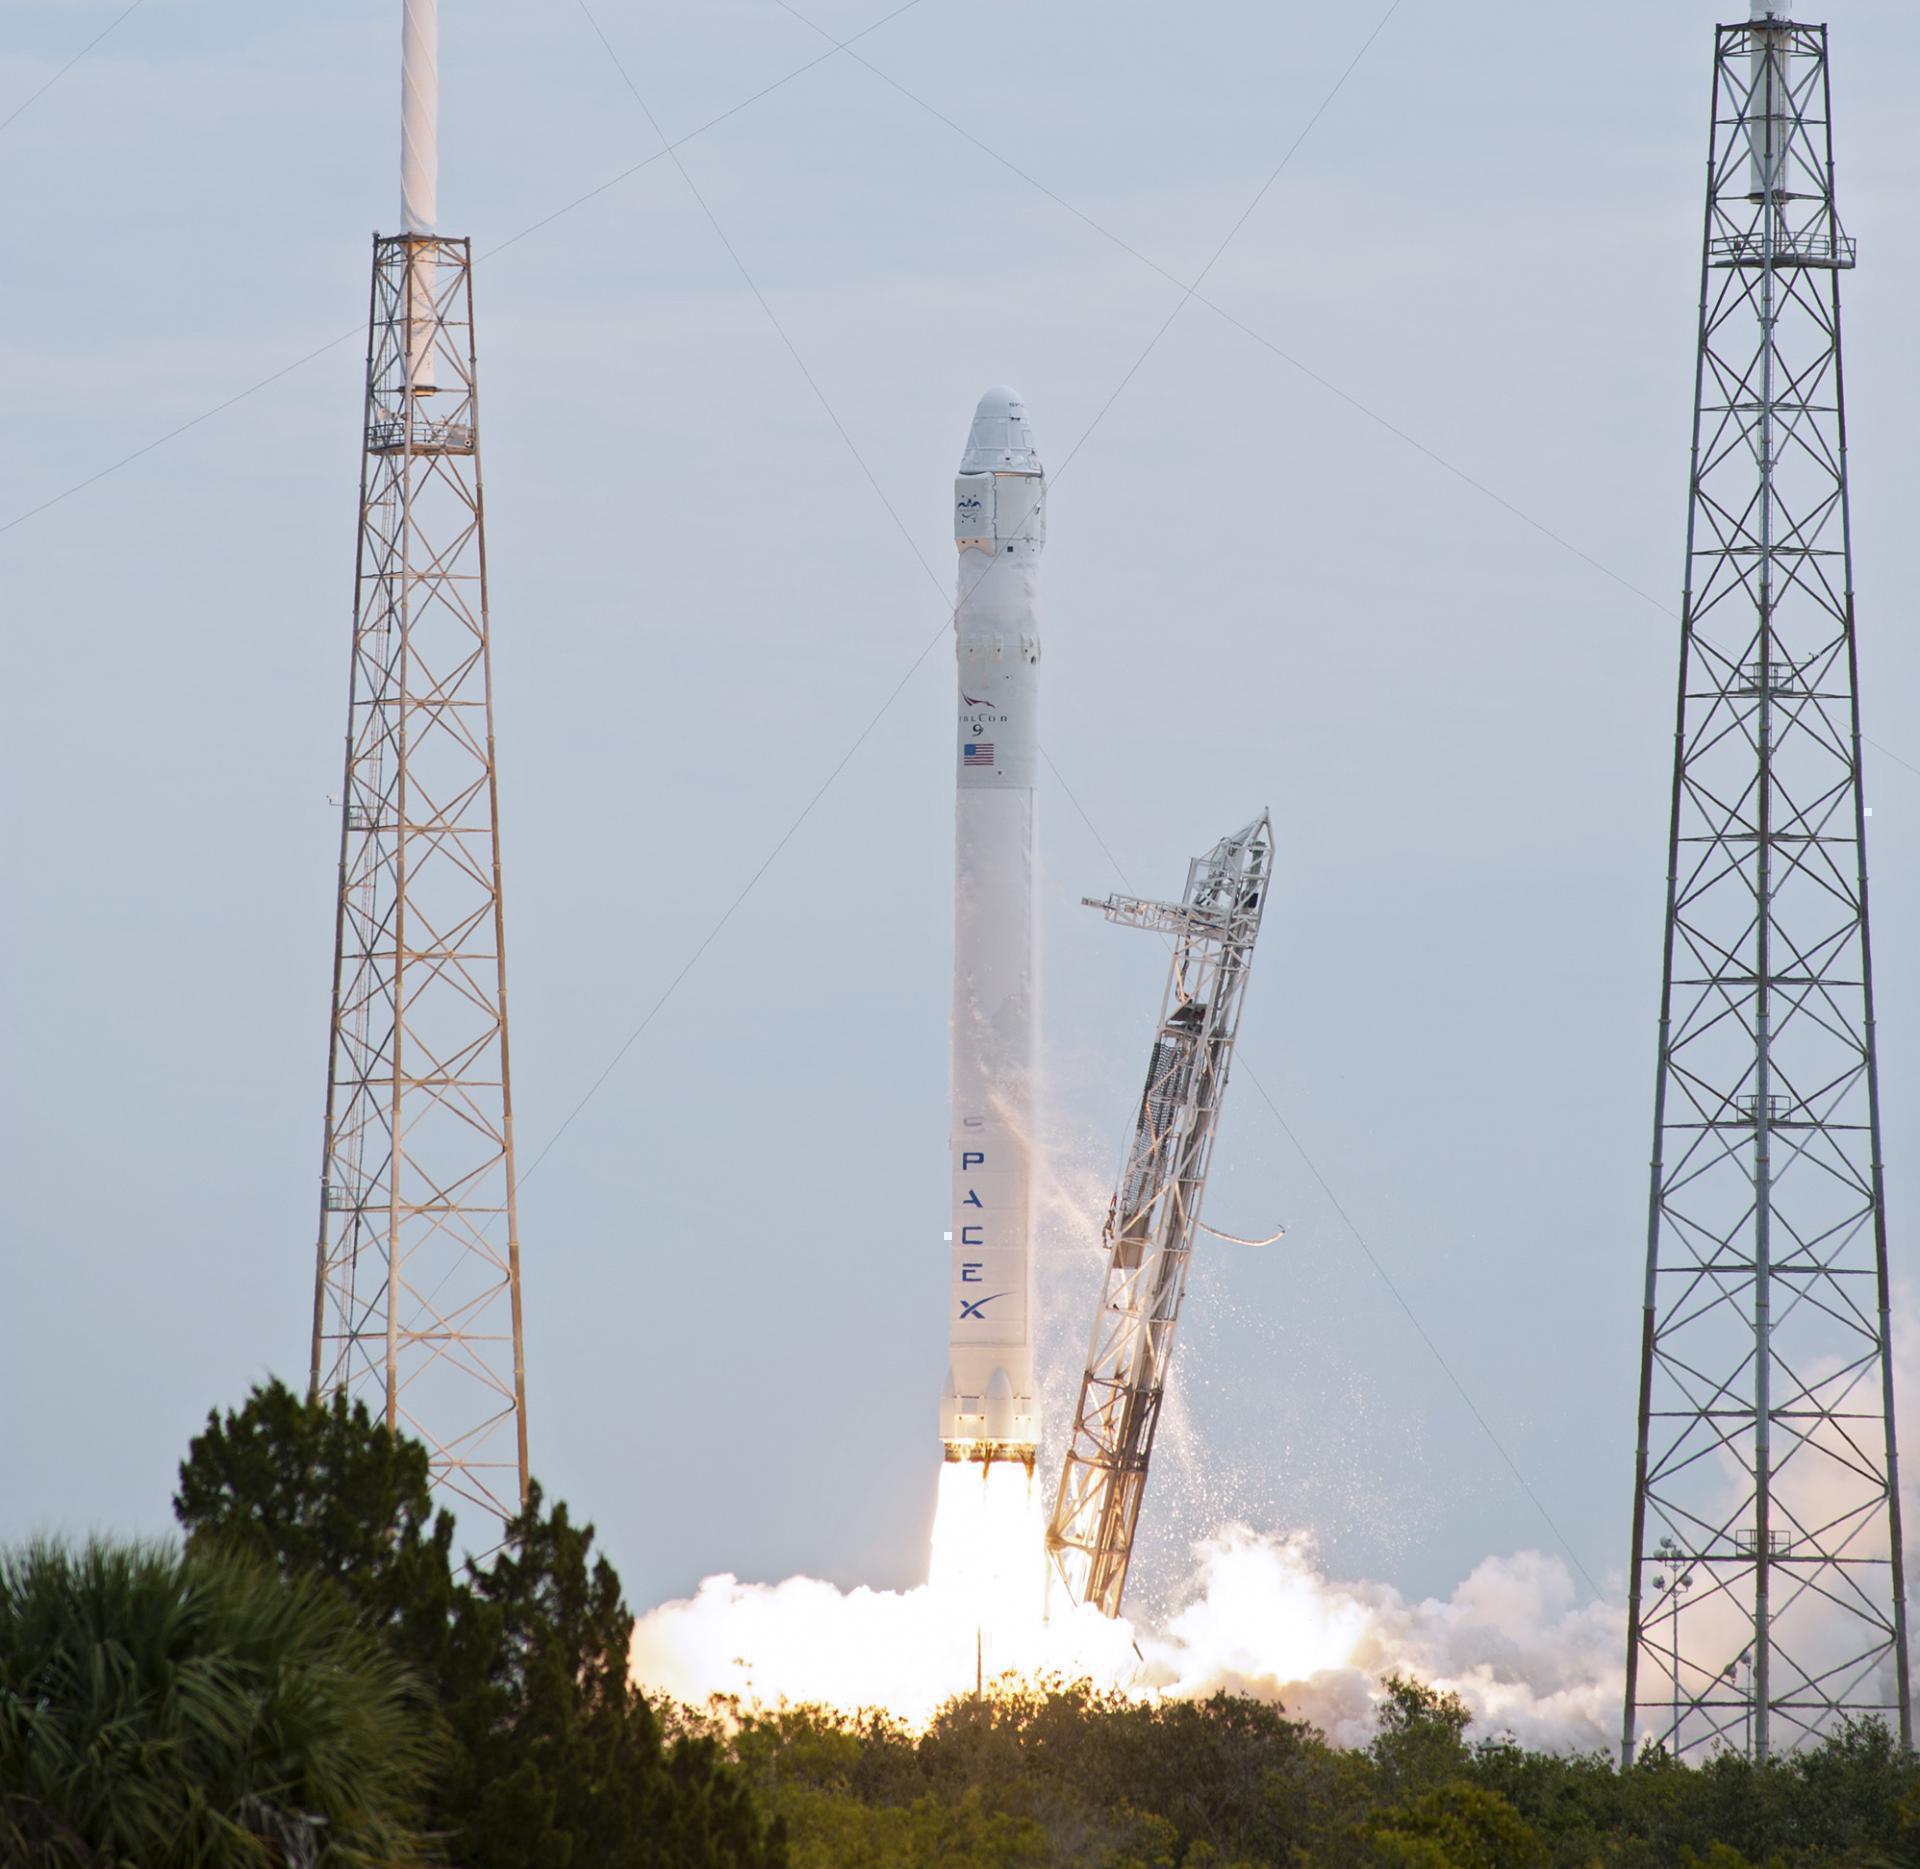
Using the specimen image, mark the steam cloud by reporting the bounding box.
[629,1526,1624,1750]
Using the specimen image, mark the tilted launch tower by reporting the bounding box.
[1623,3,1908,1760]
[1048,813,1273,1618]
[309,0,529,1523]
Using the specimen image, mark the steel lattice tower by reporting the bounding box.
[1047,814,1273,1618]
[309,0,528,1524]
[1623,5,1907,1761]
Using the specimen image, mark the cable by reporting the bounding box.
[479,0,930,264]
[514,0,1411,1167]
[41,6,1896,1525]
[1864,735,1920,784]
[1197,1221,1288,1247]
[515,607,953,1188]
[0,327,363,538]
[774,0,1673,628]
[504,2,972,1196]
[406,8,1019,1329]
[573,0,948,607]
[864,49,1920,801]
[11,0,1907,812]
[360,6,944,1348]
[0,0,1869,760]
[784,6,1920,789]
[1047,0,1408,480]
[1237,1065,1606,1598]
[0,0,932,541]
[0,0,148,139]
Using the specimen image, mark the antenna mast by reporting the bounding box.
[1623,4,1908,1761]
[309,0,530,1523]
[1046,814,1273,1617]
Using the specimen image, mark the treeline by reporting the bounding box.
[713,1678,1920,1867]
[2,1383,1917,1868]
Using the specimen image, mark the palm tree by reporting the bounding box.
[0,1538,440,1868]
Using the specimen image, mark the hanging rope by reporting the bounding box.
[1197,1220,1288,1247]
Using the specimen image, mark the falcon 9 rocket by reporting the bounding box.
[941,387,1043,1465]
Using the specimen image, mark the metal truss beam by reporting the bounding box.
[309,234,529,1526]
[1623,14,1908,1763]
[1047,814,1273,1619]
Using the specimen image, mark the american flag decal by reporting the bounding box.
[963,742,995,765]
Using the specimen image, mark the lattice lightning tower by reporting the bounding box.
[1623,3,1908,1761]
[309,0,529,1523]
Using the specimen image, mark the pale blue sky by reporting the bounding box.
[6,0,1920,1618]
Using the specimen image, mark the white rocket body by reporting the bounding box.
[942,388,1043,1459]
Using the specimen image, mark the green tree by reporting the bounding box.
[0,1538,437,1869]
[444,1481,783,1869]
[1359,1782,1549,1869]
[758,1784,1049,1869]
[1371,1676,1473,1801]
[1675,1846,1763,1869]
[176,1381,787,1869]
[175,1380,460,1679]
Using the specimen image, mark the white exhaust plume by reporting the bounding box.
[629,1527,1624,1750]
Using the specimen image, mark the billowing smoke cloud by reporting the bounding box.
[630,1520,1624,1750]
[1139,1528,1623,1750]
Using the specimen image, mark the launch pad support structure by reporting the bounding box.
[310,3,528,1526]
[1047,814,1273,1619]
[310,231,527,1526]
[1623,5,1909,1762]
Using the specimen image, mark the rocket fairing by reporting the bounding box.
[942,387,1044,1463]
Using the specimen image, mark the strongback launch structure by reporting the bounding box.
[309,0,529,1524]
[1047,814,1273,1618]
[1623,4,1908,1760]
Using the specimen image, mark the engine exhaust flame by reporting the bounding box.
[928,1457,1046,1685]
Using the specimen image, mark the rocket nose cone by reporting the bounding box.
[961,385,1042,476]
[975,384,1024,423]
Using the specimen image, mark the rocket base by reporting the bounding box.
[942,1439,1037,1469]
